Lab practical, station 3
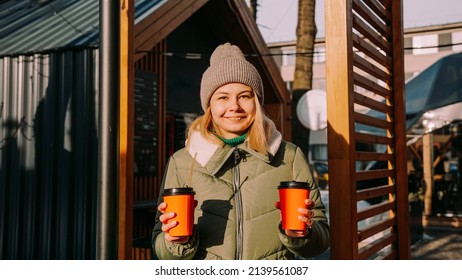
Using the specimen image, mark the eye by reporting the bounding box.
[239,93,253,99]
[213,93,228,100]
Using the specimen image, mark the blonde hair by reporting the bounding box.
[186,95,268,154]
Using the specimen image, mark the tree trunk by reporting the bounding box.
[294,0,317,91]
[292,0,317,157]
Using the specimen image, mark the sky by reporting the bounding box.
[254,0,462,43]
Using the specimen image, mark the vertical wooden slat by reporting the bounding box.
[391,0,410,259]
[325,0,358,259]
[119,0,135,260]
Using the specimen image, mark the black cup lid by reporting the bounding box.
[163,187,195,196]
[278,181,311,189]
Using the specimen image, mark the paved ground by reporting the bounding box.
[317,191,462,259]
[411,226,462,260]
[308,225,462,260]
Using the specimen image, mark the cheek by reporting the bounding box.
[244,104,257,117]
[210,104,224,118]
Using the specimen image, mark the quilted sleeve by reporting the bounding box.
[279,146,330,258]
[151,156,200,260]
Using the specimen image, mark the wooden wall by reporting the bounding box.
[130,40,167,260]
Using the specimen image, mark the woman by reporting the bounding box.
[152,43,329,260]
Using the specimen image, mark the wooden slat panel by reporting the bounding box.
[352,33,391,68]
[353,73,392,98]
[377,0,392,10]
[352,15,391,53]
[132,247,152,260]
[327,0,407,260]
[358,216,395,241]
[355,132,393,145]
[132,41,167,257]
[354,112,391,130]
[353,53,391,83]
[352,0,390,39]
[357,200,394,221]
[354,92,391,114]
[356,184,395,201]
[364,0,391,23]
[356,151,393,161]
[358,232,396,259]
[356,169,394,181]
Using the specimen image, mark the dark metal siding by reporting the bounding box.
[0,48,99,259]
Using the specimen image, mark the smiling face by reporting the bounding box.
[209,83,256,139]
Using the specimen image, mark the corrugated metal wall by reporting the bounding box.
[0,48,99,259]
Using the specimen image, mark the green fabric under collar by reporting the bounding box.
[215,133,248,147]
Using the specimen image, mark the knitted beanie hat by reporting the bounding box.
[200,43,264,111]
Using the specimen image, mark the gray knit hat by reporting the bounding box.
[200,43,263,111]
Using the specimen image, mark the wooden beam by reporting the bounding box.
[423,133,434,216]
[119,0,134,260]
[326,0,357,259]
[391,0,410,259]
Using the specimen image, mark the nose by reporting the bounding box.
[228,97,241,110]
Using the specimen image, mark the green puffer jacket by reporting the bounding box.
[152,123,329,260]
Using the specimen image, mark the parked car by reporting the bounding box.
[310,161,329,189]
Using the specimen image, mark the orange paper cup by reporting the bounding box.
[277,181,311,230]
[163,187,195,237]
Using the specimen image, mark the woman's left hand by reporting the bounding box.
[284,198,314,238]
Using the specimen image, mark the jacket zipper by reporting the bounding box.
[233,148,243,260]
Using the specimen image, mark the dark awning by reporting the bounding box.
[355,52,462,139]
[405,52,462,134]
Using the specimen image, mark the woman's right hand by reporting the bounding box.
[158,202,190,244]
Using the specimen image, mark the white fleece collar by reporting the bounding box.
[186,131,220,167]
[186,117,282,167]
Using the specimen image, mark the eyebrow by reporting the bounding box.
[214,90,254,95]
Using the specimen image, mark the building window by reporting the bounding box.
[404,36,412,55]
[439,33,452,52]
[310,144,328,161]
[412,34,438,55]
[281,46,296,66]
[452,31,462,52]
